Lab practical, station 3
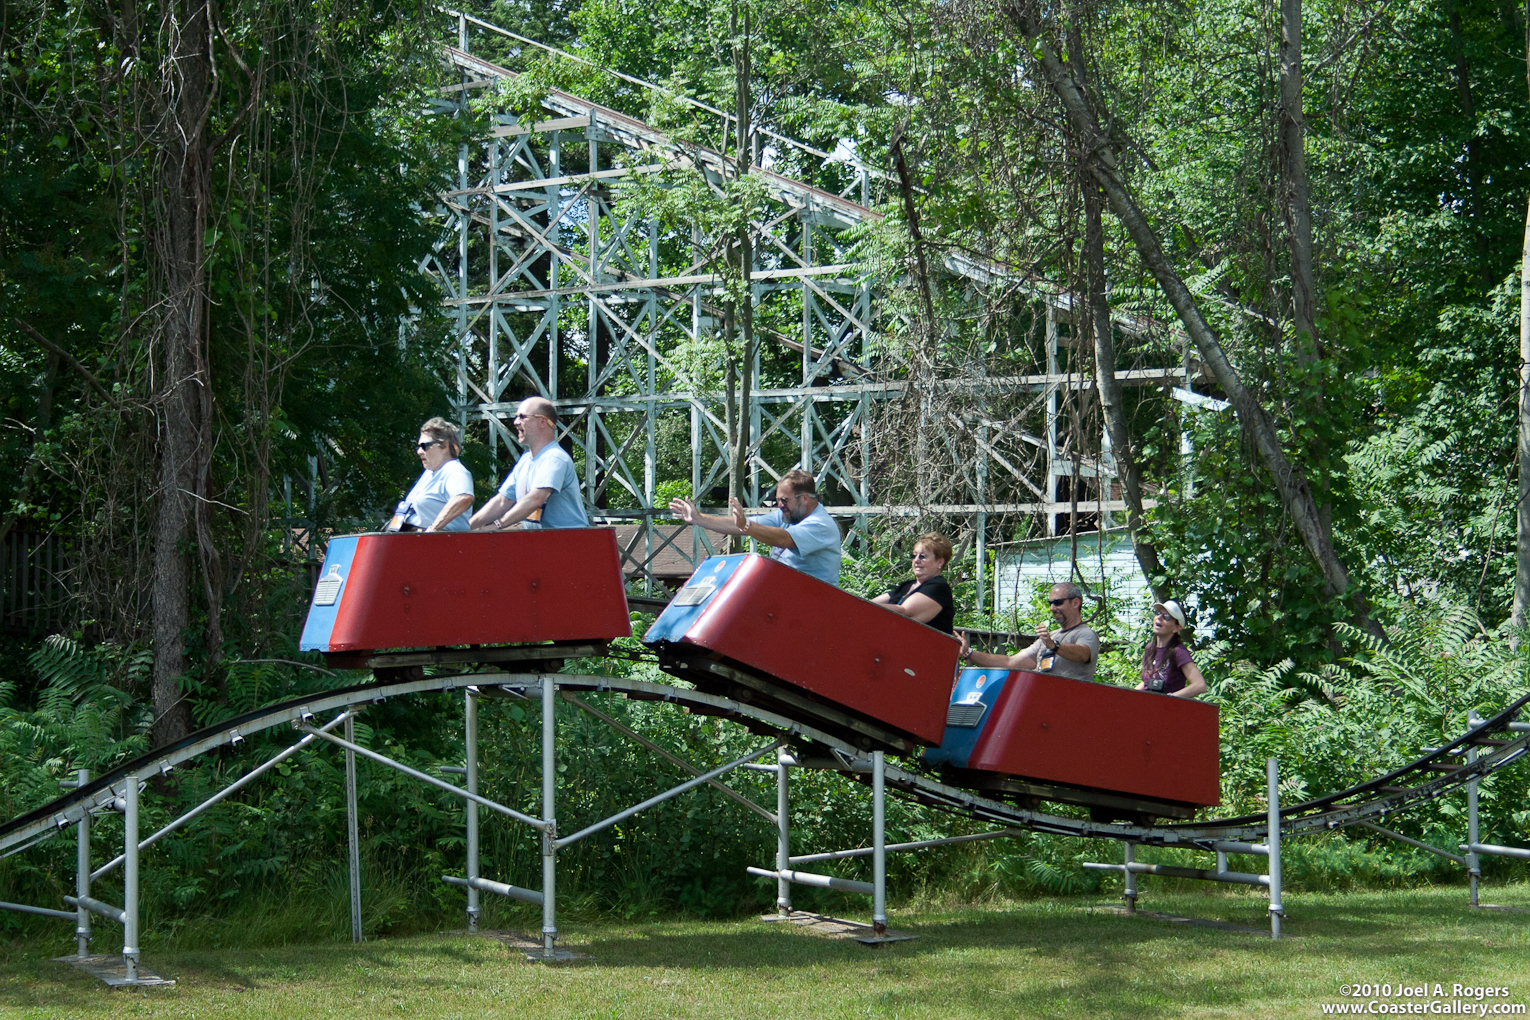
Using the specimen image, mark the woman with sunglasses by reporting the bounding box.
[387,417,474,533]
[872,532,956,633]
[1137,599,1207,699]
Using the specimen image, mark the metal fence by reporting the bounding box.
[1,530,76,633]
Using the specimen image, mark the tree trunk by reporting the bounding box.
[151,0,215,747]
[1448,0,1490,277]
[1279,0,1319,356]
[1064,16,1165,600]
[729,2,755,514]
[1004,4,1384,640]
[890,123,940,506]
[1514,4,1530,631]
[1084,174,1166,602]
[1514,197,1530,630]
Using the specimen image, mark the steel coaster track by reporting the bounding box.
[3,673,1527,858]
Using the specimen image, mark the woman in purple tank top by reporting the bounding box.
[1137,599,1207,699]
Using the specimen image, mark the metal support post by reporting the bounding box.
[74,768,90,958]
[1122,842,1137,914]
[776,747,792,916]
[1467,710,1482,907]
[541,678,558,953]
[465,691,480,932]
[122,776,139,981]
[345,715,362,943]
[872,749,887,935]
[1267,757,1283,939]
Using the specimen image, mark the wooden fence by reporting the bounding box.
[1,531,76,633]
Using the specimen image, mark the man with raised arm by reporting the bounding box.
[669,469,842,587]
[469,396,589,531]
[958,581,1100,681]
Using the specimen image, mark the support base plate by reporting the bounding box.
[760,911,916,945]
[53,954,176,987]
[1089,904,1272,935]
[453,929,590,960]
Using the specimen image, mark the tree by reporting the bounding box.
[0,0,454,741]
[1001,0,1384,639]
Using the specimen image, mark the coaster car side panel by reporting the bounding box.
[927,668,1221,808]
[299,529,632,656]
[643,554,959,747]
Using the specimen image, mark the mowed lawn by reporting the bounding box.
[4,886,1530,1019]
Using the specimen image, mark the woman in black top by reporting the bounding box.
[873,532,956,633]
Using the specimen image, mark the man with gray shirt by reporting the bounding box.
[958,581,1100,681]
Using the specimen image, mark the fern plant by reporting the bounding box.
[0,636,150,820]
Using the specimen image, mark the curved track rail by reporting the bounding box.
[5,672,1528,858]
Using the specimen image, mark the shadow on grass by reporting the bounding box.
[5,888,1528,1018]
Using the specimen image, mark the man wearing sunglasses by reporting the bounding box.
[958,581,1100,681]
[469,396,588,532]
[668,469,842,586]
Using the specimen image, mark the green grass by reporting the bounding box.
[4,886,1530,1018]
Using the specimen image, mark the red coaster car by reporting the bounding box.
[300,529,632,677]
[643,554,961,754]
[925,667,1221,820]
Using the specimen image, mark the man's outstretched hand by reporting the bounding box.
[669,497,700,525]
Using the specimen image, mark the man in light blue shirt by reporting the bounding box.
[669,469,842,586]
[469,397,588,531]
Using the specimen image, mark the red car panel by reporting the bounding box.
[970,670,1220,806]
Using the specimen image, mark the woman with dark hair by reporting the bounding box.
[388,416,474,533]
[1137,599,1207,699]
[872,532,956,633]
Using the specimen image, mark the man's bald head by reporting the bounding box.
[519,396,559,426]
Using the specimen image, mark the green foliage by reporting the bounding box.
[1208,600,1530,857]
[0,636,150,830]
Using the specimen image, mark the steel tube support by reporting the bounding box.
[746,867,875,896]
[553,740,785,849]
[75,767,90,957]
[872,749,886,934]
[1464,842,1530,862]
[443,873,544,905]
[1352,822,1465,864]
[300,726,550,830]
[776,748,791,915]
[345,715,362,943]
[1122,842,1137,914]
[1467,711,1482,907]
[1082,861,1270,886]
[122,776,139,980]
[465,691,480,932]
[63,895,126,924]
[541,676,557,954]
[789,828,1021,864]
[562,692,776,824]
[1267,757,1283,939]
[0,900,77,920]
[91,712,354,882]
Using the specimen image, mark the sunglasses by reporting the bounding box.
[1048,597,1077,606]
[513,413,550,423]
[763,494,800,507]
[417,440,443,451]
